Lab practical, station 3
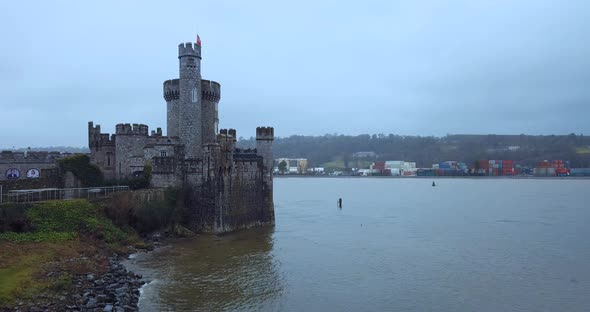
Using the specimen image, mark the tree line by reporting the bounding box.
[239,133,590,168]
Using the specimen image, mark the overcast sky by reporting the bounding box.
[1,0,589,148]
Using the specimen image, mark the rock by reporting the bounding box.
[96,294,109,303]
[114,307,125,312]
[103,304,114,312]
[86,298,98,309]
[123,305,136,312]
[173,224,195,237]
[115,287,127,296]
[87,274,95,282]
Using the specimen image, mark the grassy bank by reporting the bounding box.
[0,199,148,306]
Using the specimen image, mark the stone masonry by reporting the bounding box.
[89,39,274,233]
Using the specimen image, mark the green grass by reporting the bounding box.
[0,264,35,303]
[0,241,88,305]
[0,199,146,305]
[321,158,373,170]
[576,147,590,154]
[0,199,129,244]
[0,232,76,243]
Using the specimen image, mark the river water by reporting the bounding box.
[123,178,590,311]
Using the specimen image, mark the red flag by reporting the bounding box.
[197,34,201,46]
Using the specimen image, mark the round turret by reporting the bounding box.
[164,79,180,137]
[200,80,221,144]
[201,80,221,103]
[163,79,180,101]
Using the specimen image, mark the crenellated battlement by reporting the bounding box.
[228,129,236,141]
[83,39,274,233]
[163,79,180,101]
[201,80,221,103]
[218,129,237,142]
[256,127,274,140]
[150,127,163,137]
[88,121,115,147]
[233,155,263,163]
[235,148,257,153]
[178,42,201,59]
[115,123,149,136]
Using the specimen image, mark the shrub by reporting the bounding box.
[102,188,181,234]
[57,154,104,187]
[0,203,34,233]
[131,199,175,234]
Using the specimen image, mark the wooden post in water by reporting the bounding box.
[338,198,342,208]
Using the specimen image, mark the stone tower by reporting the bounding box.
[163,79,180,137]
[256,127,275,214]
[176,42,202,158]
[200,80,221,144]
[90,38,275,233]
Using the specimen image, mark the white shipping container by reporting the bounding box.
[390,168,401,176]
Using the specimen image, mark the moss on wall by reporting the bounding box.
[57,155,104,187]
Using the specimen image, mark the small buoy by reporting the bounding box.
[337,198,342,208]
[432,181,436,187]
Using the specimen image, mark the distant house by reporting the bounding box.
[275,158,308,174]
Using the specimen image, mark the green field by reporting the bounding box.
[321,158,373,170]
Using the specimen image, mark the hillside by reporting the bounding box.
[239,133,590,168]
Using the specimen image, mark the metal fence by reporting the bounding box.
[0,186,130,203]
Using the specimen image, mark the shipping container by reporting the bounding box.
[417,169,435,176]
[570,168,590,176]
[372,161,385,170]
[534,168,548,176]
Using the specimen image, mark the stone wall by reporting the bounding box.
[0,151,64,181]
[84,41,274,234]
[224,157,273,231]
[110,188,166,204]
[88,122,116,180]
[185,151,274,234]
[115,126,149,178]
[0,168,63,192]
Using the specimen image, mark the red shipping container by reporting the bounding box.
[373,162,385,170]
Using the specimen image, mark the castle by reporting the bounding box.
[88,40,274,233]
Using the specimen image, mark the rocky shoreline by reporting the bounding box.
[8,255,146,312]
[71,255,145,312]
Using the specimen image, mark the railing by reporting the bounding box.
[0,186,130,203]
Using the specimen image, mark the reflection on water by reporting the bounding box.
[124,227,283,311]
[125,178,590,312]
